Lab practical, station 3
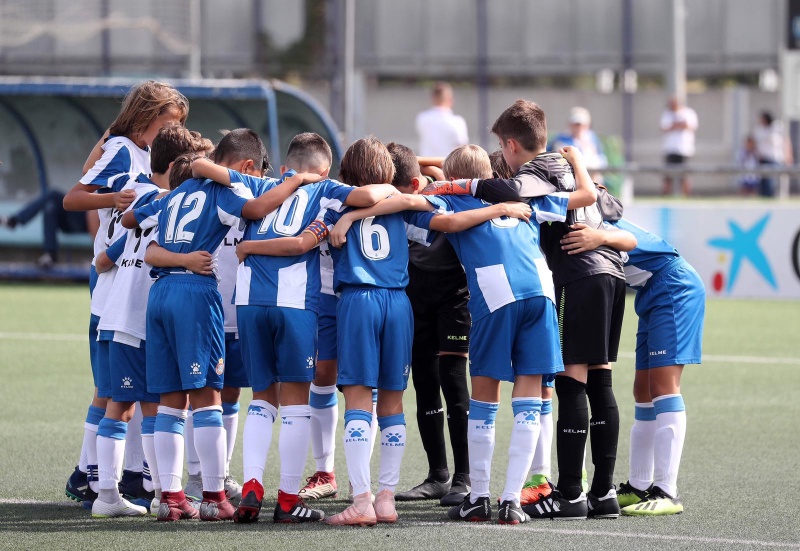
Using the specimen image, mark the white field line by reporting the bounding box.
[0,498,78,506]
[415,521,800,549]
[1,332,799,366]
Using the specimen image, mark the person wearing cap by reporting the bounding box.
[548,107,607,183]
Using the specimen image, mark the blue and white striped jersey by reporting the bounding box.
[80,135,152,259]
[323,208,436,292]
[133,178,250,280]
[423,194,569,322]
[606,218,681,289]
[235,176,354,311]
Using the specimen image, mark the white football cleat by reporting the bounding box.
[91,497,148,518]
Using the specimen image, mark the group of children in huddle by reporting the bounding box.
[63,80,705,526]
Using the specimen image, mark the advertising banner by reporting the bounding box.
[624,204,800,299]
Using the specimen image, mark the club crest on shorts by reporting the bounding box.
[215,358,225,375]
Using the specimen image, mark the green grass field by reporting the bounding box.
[1,283,799,550]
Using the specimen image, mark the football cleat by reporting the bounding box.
[91,497,148,518]
[199,490,235,521]
[129,487,155,510]
[447,495,492,522]
[149,496,160,516]
[523,486,588,520]
[224,475,243,504]
[520,479,552,506]
[299,471,338,500]
[616,481,651,508]
[184,473,203,503]
[325,492,376,527]
[395,476,451,501]
[118,470,143,501]
[273,492,325,523]
[157,490,199,521]
[440,473,471,507]
[233,479,264,523]
[621,486,683,516]
[65,466,92,503]
[374,489,398,523]
[498,500,529,525]
[587,487,620,519]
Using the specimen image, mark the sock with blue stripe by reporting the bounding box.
[370,389,379,460]
[467,399,498,501]
[279,405,312,495]
[154,406,187,492]
[501,398,542,504]
[193,406,225,492]
[243,400,278,483]
[629,402,656,491]
[96,418,128,503]
[222,401,240,474]
[653,394,686,498]
[141,414,160,493]
[377,413,406,493]
[309,384,338,473]
[184,409,201,477]
[530,397,553,480]
[82,404,105,492]
[124,405,144,473]
[343,409,373,497]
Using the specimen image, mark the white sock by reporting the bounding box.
[222,402,240,475]
[96,419,127,502]
[343,409,373,496]
[279,405,312,495]
[82,405,105,491]
[653,394,686,497]
[154,406,188,492]
[141,415,160,493]
[242,400,278,483]
[530,399,553,478]
[184,410,201,477]
[500,398,541,505]
[369,391,378,460]
[309,384,338,473]
[377,414,406,494]
[467,400,498,501]
[629,402,656,490]
[124,405,144,472]
[193,406,226,493]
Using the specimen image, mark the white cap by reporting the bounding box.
[569,107,591,126]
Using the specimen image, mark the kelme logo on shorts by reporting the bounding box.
[215,358,225,375]
[190,362,201,375]
[121,377,133,389]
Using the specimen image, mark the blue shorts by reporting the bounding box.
[95,330,113,398]
[224,334,250,388]
[146,275,226,394]
[337,287,412,391]
[89,313,100,387]
[469,296,564,382]
[237,305,318,392]
[317,293,338,362]
[634,258,705,369]
[109,339,160,403]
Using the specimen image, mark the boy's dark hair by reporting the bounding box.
[150,123,213,175]
[386,142,419,187]
[339,136,395,187]
[489,149,514,179]
[213,128,269,175]
[491,99,547,153]
[169,152,208,190]
[285,132,332,172]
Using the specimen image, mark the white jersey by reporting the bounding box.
[416,106,469,157]
[216,225,244,334]
[80,136,152,260]
[93,175,163,340]
[660,106,698,157]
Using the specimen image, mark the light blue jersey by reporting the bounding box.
[607,218,680,289]
[323,209,436,292]
[236,175,353,311]
[423,194,568,322]
[133,178,250,280]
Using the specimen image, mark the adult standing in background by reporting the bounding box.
[752,110,792,197]
[661,97,698,196]
[549,107,607,183]
[416,82,469,157]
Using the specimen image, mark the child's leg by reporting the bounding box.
[376,389,406,495]
[278,382,313,500]
[467,377,500,502]
[650,365,685,498]
[123,405,144,475]
[500,375,542,505]
[140,402,161,500]
[309,365,338,474]
[586,366,619,497]
[242,389,279,484]
[555,368,589,500]
[96,401,136,505]
[629,370,656,491]
[529,383,554,483]
[188,387,225,493]
[341,386,376,498]
[154,395,189,493]
[220,386,241,476]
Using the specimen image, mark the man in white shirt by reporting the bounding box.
[416,82,469,157]
[660,97,698,196]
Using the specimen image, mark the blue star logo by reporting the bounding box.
[708,214,777,292]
